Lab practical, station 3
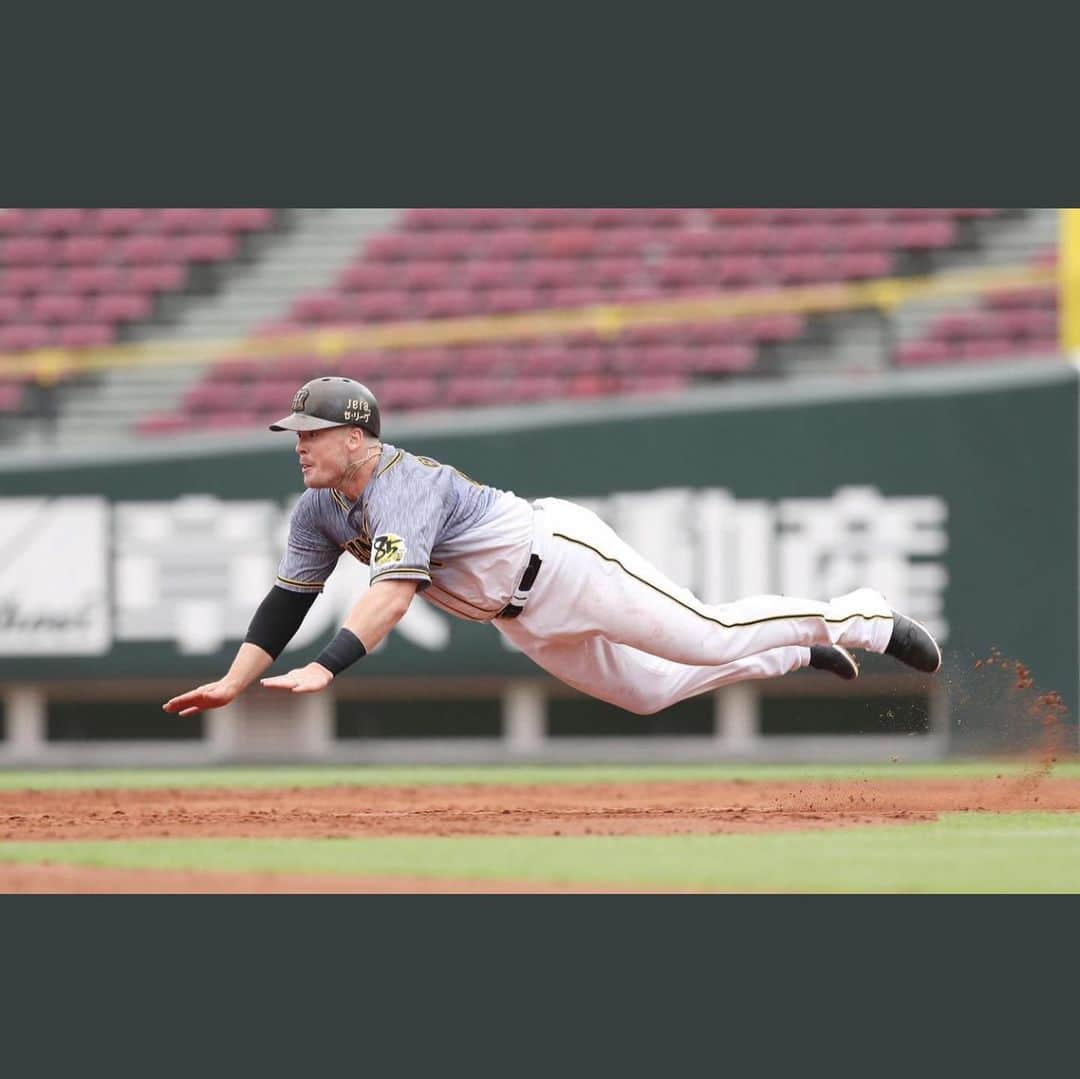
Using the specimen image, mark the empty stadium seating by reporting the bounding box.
[0,208,278,427]
[140,208,1006,436]
[894,250,1058,367]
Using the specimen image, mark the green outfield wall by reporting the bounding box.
[1,363,1076,751]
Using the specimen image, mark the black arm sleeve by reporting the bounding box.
[244,585,319,660]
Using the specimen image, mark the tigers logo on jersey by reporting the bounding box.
[371,533,406,567]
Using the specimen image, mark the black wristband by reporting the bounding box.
[314,628,367,676]
[245,585,319,660]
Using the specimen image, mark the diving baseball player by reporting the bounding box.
[163,378,942,719]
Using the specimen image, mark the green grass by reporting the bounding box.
[0,760,1077,791]
[1,813,1078,891]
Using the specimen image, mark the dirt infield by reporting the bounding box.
[1,773,1078,892]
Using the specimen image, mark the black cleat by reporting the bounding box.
[884,611,942,673]
[809,645,860,681]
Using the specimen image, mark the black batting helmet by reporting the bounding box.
[269,377,381,437]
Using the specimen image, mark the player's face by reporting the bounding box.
[295,427,354,488]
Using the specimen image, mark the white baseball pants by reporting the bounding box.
[493,498,894,714]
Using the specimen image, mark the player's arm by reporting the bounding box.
[162,586,319,716]
[261,579,420,694]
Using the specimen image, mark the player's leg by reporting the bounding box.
[496,618,814,714]
[525,498,933,670]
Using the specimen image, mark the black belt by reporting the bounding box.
[497,553,543,618]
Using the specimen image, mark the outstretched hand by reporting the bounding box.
[162,679,241,718]
[260,663,334,695]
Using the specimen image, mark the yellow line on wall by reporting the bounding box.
[0,260,1059,381]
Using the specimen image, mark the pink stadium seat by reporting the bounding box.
[251,380,301,412]
[708,209,772,225]
[57,323,113,349]
[835,222,895,251]
[120,234,175,265]
[567,373,621,397]
[56,235,112,265]
[596,227,657,256]
[128,263,186,293]
[424,231,479,260]
[420,289,475,318]
[749,313,805,341]
[338,262,396,291]
[2,237,54,265]
[485,229,535,260]
[717,255,771,285]
[399,261,453,291]
[375,378,438,410]
[885,208,945,221]
[776,224,836,253]
[680,320,746,345]
[543,229,601,258]
[0,382,25,411]
[218,208,273,231]
[985,286,1056,309]
[485,287,539,313]
[30,209,90,234]
[156,208,219,234]
[522,208,582,229]
[0,296,20,320]
[0,266,54,294]
[137,413,196,436]
[775,254,832,283]
[91,293,153,324]
[962,338,1014,360]
[521,259,579,289]
[667,230,717,257]
[1027,336,1059,353]
[548,286,602,308]
[268,354,323,381]
[30,293,89,323]
[291,292,346,323]
[507,376,565,402]
[0,209,29,234]
[895,340,950,366]
[456,209,515,230]
[200,410,260,429]
[446,377,505,406]
[463,260,517,291]
[0,323,51,351]
[366,233,421,261]
[62,265,125,293]
[690,345,756,372]
[92,208,151,234]
[356,291,410,321]
[402,208,457,231]
[897,220,956,248]
[394,348,451,378]
[585,257,640,287]
[657,256,708,288]
[836,251,894,279]
[180,233,238,262]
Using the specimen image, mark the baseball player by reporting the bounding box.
[163,378,941,719]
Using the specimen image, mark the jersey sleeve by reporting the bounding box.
[364,460,447,590]
[276,492,342,593]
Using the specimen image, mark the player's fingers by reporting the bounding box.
[178,706,201,717]
[260,676,293,689]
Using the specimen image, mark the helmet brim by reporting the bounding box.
[268,413,347,432]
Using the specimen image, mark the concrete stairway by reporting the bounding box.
[890,209,1060,346]
[35,209,400,451]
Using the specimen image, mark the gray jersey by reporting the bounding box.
[277,443,535,621]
